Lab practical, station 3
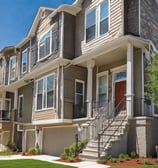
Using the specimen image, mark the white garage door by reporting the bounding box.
[42,126,77,156]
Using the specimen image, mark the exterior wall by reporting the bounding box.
[133,48,142,116]
[127,117,157,157]
[75,0,124,57]
[63,12,75,60]
[140,0,158,49]
[124,0,139,36]
[18,82,33,123]
[64,65,87,119]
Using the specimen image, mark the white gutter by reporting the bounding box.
[60,65,64,120]
[60,11,64,58]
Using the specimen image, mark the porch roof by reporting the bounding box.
[72,35,149,67]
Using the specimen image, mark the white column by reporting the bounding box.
[86,60,95,118]
[126,43,134,117]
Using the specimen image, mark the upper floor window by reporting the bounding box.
[21,49,28,74]
[9,56,17,81]
[18,95,24,119]
[38,31,51,61]
[36,74,55,111]
[85,0,109,42]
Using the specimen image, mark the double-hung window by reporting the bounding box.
[85,0,109,42]
[9,56,17,81]
[36,74,55,110]
[21,49,28,74]
[38,31,51,60]
[18,95,24,119]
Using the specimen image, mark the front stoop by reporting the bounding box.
[80,114,128,160]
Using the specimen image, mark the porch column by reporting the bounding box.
[86,60,95,118]
[126,43,134,117]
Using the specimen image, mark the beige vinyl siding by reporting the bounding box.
[76,0,124,56]
[32,109,57,121]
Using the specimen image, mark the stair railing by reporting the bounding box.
[98,97,127,158]
[78,100,111,142]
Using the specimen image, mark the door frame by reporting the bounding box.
[111,65,126,116]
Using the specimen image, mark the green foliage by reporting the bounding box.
[61,140,87,161]
[144,159,152,165]
[118,153,127,160]
[106,155,112,160]
[155,159,158,163]
[110,158,117,163]
[28,147,40,155]
[145,53,158,107]
[97,159,107,164]
[6,141,18,152]
[130,151,137,159]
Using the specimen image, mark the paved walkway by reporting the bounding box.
[0,154,110,168]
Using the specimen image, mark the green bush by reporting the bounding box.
[119,158,124,162]
[130,151,137,159]
[97,159,107,164]
[6,141,18,152]
[28,147,40,155]
[110,158,117,163]
[118,153,127,160]
[144,159,152,165]
[155,159,158,163]
[106,155,112,160]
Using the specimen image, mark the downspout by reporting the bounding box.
[138,0,141,37]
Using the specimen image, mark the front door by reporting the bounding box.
[115,80,126,115]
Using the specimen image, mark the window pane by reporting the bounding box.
[22,51,28,73]
[18,97,23,118]
[37,79,43,110]
[98,75,108,104]
[75,95,83,105]
[86,9,96,42]
[52,30,58,52]
[37,94,42,110]
[76,82,83,94]
[100,1,109,35]
[47,75,54,108]
[39,31,50,59]
[10,57,16,80]
[43,78,47,108]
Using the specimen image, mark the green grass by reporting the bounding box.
[111,166,158,168]
[0,159,76,168]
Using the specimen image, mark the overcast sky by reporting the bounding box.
[0,0,75,50]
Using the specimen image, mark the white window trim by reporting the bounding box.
[17,124,23,132]
[75,79,85,105]
[38,29,52,62]
[85,0,110,43]
[18,94,24,119]
[9,56,17,81]
[21,49,28,74]
[96,71,109,103]
[35,73,55,111]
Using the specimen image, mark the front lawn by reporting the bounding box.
[0,159,76,168]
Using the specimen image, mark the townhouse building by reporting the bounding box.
[0,0,158,159]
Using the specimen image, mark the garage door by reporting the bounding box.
[43,126,77,156]
[26,130,35,151]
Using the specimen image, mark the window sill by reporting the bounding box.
[37,53,52,62]
[35,107,56,112]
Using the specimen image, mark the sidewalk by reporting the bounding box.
[0,154,110,168]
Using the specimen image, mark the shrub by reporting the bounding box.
[155,159,158,163]
[144,159,152,165]
[97,159,107,164]
[28,147,40,155]
[110,158,117,163]
[119,153,127,160]
[130,151,137,159]
[6,141,18,152]
[119,158,124,162]
[106,155,112,160]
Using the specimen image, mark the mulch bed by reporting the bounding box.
[106,158,158,166]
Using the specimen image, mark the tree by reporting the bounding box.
[145,53,158,107]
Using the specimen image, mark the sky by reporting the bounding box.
[0,0,75,51]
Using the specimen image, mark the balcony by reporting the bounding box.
[0,99,11,121]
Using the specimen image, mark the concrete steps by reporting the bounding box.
[79,112,128,160]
